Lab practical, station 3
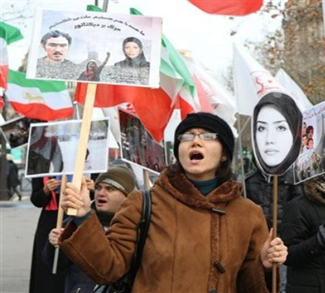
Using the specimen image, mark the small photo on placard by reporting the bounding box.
[25,118,110,178]
[0,116,32,149]
[118,108,167,174]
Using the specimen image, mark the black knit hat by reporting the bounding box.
[95,165,136,195]
[173,112,235,161]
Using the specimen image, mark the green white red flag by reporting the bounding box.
[5,70,73,121]
[188,0,263,16]
[0,22,23,91]
[183,57,237,132]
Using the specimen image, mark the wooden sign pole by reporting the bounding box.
[272,175,278,293]
[52,174,68,274]
[143,169,150,190]
[67,83,97,215]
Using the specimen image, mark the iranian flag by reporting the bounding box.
[6,70,73,121]
[188,0,263,16]
[0,22,23,91]
[183,56,237,131]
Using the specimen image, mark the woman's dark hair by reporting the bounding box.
[252,92,302,175]
[122,37,143,51]
[121,37,149,68]
[306,125,314,135]
[307,138,314,148]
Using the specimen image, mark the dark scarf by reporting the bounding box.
[189,178,219,196]
[30,128,48,150]
[252,92,302,175]
[123,53,149,68]
[91,202,115,227]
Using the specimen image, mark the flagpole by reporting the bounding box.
[52,174,67,274]
[67,83,97,216]
[143,169,150,189]
[66,0,108,215]
[236,113,248,197]
[272,175,278,293]
[102,0,109,12]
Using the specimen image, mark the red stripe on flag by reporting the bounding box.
[192,73,213,113]
[75,83,174,142]
[0,95,4,110]
[9,102,73,121]
[0,65,8,89]
[188,0,263,16]
[176,94,195,120]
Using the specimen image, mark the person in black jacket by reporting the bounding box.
[6,154,22,200]
[245,163,304,293]
[43,166,136,293]
[245,164,303,230]
[29,176,67,293]
[281,174,325,293]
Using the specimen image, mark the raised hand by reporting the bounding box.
[60,177,91,217]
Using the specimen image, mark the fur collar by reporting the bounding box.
[304,176,325,205]
[154,169,242,210]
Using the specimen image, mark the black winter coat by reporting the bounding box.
[7,161,20,188]
[42,223,96,293]
[42,202,113,293]
[29,177,67,293]
[280,177,325,293]
[245,167,303,230]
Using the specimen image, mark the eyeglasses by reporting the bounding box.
[178,133,218,142]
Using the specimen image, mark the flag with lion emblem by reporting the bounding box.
[5,70,73,121]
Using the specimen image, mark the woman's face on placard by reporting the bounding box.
[124,42,141,59]
[256,105,293,167]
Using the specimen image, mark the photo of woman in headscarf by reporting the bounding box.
[252,92,303,175]
[115,37,150,69]
[114,37,150,85]
[27,126,64,175]
[78,52,110,82]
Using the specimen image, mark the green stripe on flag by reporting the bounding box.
[130,8,196,97]
[8,70,67,92]
[160,37,195,96]
[0,22,23,44]
[86,5,103,12]
[160,58,181,79]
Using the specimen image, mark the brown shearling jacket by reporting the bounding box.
[59,170,270,293]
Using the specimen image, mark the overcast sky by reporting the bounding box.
[4,0,285,84]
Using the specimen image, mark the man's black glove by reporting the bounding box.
[317,224,325,247]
